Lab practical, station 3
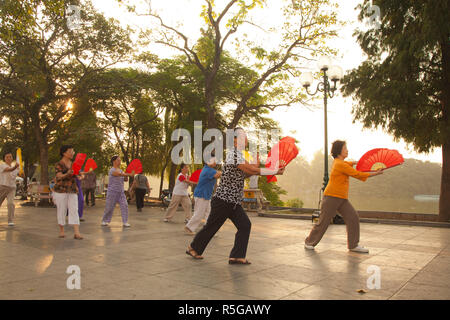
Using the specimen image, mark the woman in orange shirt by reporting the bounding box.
[305,140,383,253]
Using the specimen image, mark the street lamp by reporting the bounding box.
[300,56,343,190]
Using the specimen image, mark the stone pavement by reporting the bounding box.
[0,200,449,300]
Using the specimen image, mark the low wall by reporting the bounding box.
[267,206,440,222]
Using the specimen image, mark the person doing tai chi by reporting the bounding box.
[164,163,196,223]
[53,145,84,239]
[101,156,133,227]
[186,128,285,265]
[0,151,21,226]
[184,157,222,235]
[304,140,383,253]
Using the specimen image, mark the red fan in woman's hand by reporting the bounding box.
[189,169,202,183]
[126,159,143,174]
[72,153,87,175]
[356,148,404,172]
[84,158,97,172]
[265,136,299,182]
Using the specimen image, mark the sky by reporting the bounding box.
[89,0,442,165]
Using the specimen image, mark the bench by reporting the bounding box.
[29,184,53,207]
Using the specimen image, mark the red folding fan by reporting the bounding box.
[189,169,202,182]
[356,148,404,172]
[84,158,97,172]
[265,136,299,182]
[72,153,87,175]
[126,159,143,174]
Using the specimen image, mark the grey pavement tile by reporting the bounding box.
[314,273,407,299]
[157,263,249,287]
[281,285,362,300]
[390,282,450,300]
[210,273,310,300]
[169,287,256,300]
[401,239,449,248]
[0,274,72,300]
[420,256,450,274]
[116,257,191,276]
[2,203,450,300]
[256,264,332,285]
[0,265,50,285]
[288,253,363,274]
[409,271,450,288]
[118,275,207,299]
[391,244,443,254]
[362,250,437,270]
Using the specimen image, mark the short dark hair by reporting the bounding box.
[178,163,188,173]
[331,140,346,159]
[60,145,73,157]
[110,155,119,166]
[2,151,13,161]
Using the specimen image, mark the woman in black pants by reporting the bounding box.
[186,128,285,264]
[132,173,151,212]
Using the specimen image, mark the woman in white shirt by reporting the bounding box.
[0,151,21,226]
[164,163,196,223]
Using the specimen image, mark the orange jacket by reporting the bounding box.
[324,159,371,199]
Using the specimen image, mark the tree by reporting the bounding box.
[0,0,133,186]
[341,0,450,221]
[50,95,109,174]
[120,0,341,129]
[0,100,39,188]
[258,177,287,207]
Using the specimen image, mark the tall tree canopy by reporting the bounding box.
[120,0,341,129]
[0,0,134,185]
[341,0,450,221]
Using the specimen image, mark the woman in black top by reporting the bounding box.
[186,128,285,264]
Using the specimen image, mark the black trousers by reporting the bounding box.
[135,188,146,209]
[84,188,95,205]
[190,197,251,259]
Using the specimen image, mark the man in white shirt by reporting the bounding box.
[0,151,20,226]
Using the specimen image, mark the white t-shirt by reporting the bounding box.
[172,173,189,196]
[0,163,19,187]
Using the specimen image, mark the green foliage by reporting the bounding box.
[258,176,287,207]
[341,0,450,152]
[285,198,304,208]
[340,0,449,220]
[0,0,134,184]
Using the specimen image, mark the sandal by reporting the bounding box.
[74,235,83,240]
[185,246,203,259]
[229,258,251,265]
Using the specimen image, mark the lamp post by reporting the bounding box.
[300,56,343,190]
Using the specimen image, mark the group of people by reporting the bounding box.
[0,127,384,264]
[184,128,383,263]
[55,148,150,238]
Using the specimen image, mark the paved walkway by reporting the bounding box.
[0,200,449,300]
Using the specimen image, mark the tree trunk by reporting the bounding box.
[439,37,450,222]
[32,111,50,185]
[159,160,169,198]
[439,140,450,222]
[205,80,217,129]
[168,162,177,191]
[38,142,49,186]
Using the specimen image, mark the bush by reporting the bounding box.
[286,198,304,208]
